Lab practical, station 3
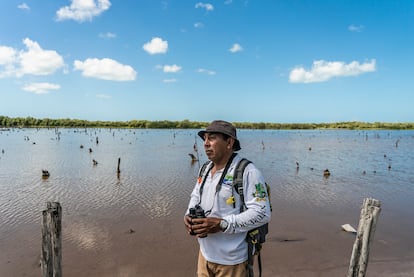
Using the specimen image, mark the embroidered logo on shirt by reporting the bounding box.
[222,174,233,186]
[253,183,267,201]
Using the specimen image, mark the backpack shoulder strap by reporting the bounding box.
[233,158,252,213]
[198,161,210,178]
[198,161,212,200]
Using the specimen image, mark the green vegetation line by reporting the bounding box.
[0,116,413,130]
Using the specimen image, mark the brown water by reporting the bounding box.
[1,128,413,276]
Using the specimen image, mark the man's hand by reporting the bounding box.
[184,215,194,235]
[187,217,222,238]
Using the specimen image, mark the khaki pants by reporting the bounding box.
[197,251,248,277]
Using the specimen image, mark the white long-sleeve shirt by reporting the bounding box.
[186,154,271,265]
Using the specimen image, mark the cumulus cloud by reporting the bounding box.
[348,24,365,32]
[163,64,182,73]
[19,38,65,76]
[194,22,204,28]
[73,58,137,81]
[197,68,216,75]
[229,43,243,53]
[143,37,168,55]
[289,59,376,83]
[56,0,111,22]
[0,38,64,78]
[18,3,30,10]
[195,2,214,11]
[22,82,60,94]
[0,46,17,65]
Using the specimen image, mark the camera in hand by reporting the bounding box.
[189,204,206,236]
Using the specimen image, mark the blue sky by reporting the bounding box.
[0,0,413,123]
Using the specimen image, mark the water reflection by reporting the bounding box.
[64,218,111,251]
[141,192,173,218]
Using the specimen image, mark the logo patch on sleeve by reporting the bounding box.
[253,183,267,201]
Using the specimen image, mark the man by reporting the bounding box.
[184,120,271,277]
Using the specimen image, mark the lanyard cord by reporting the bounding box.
[198,153,237,215]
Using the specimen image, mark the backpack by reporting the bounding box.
[198,158,271,277]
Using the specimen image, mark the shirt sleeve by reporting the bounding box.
[222,163,271,233]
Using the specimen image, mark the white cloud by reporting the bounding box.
[0,46,17,65]
[197,68,216,75]
[18,3,30,10]
[229,43,243,53]
[348,24,365,32]
[143,37,168,55]
[289,59,376,83]
[0,38,64,78]
[224,0,233,4]
[195,2,214,11]
[19,38,65,76]
[99,32,116,39]
[163,64,182,73]
[194,22,204,28]
[163,78,177,83]
[56,0,111,22]
[73,58,137,81]
[96,94,111,99]
[22,82,60,94]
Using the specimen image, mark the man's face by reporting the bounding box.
[203,132,232,163]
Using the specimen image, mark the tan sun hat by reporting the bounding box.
[198,120,241,151]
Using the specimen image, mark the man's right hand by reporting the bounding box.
[184,215,194,235]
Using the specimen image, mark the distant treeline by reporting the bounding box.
[1,116,413,130]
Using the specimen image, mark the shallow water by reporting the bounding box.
[1,128,413,276]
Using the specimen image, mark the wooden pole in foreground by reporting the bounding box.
[347,198,381,277]
[41,202,62,277]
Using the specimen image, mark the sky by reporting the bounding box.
[0,0,413,123]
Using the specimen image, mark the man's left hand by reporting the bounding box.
[190,217,222,238]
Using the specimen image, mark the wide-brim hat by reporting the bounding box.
[198,120,241,151]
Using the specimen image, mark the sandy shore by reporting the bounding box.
[1,200,414,277]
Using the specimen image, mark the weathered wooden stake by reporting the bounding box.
[347,198,381,277]
[117,157,121,174]
[41,202,62,277]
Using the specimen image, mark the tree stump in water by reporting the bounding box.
[347,198,381,277]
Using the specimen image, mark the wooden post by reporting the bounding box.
[347,198,381,277]
[117,157,121,174]
[41,202,62,277]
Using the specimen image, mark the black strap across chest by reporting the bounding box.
[197,153,237,208]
